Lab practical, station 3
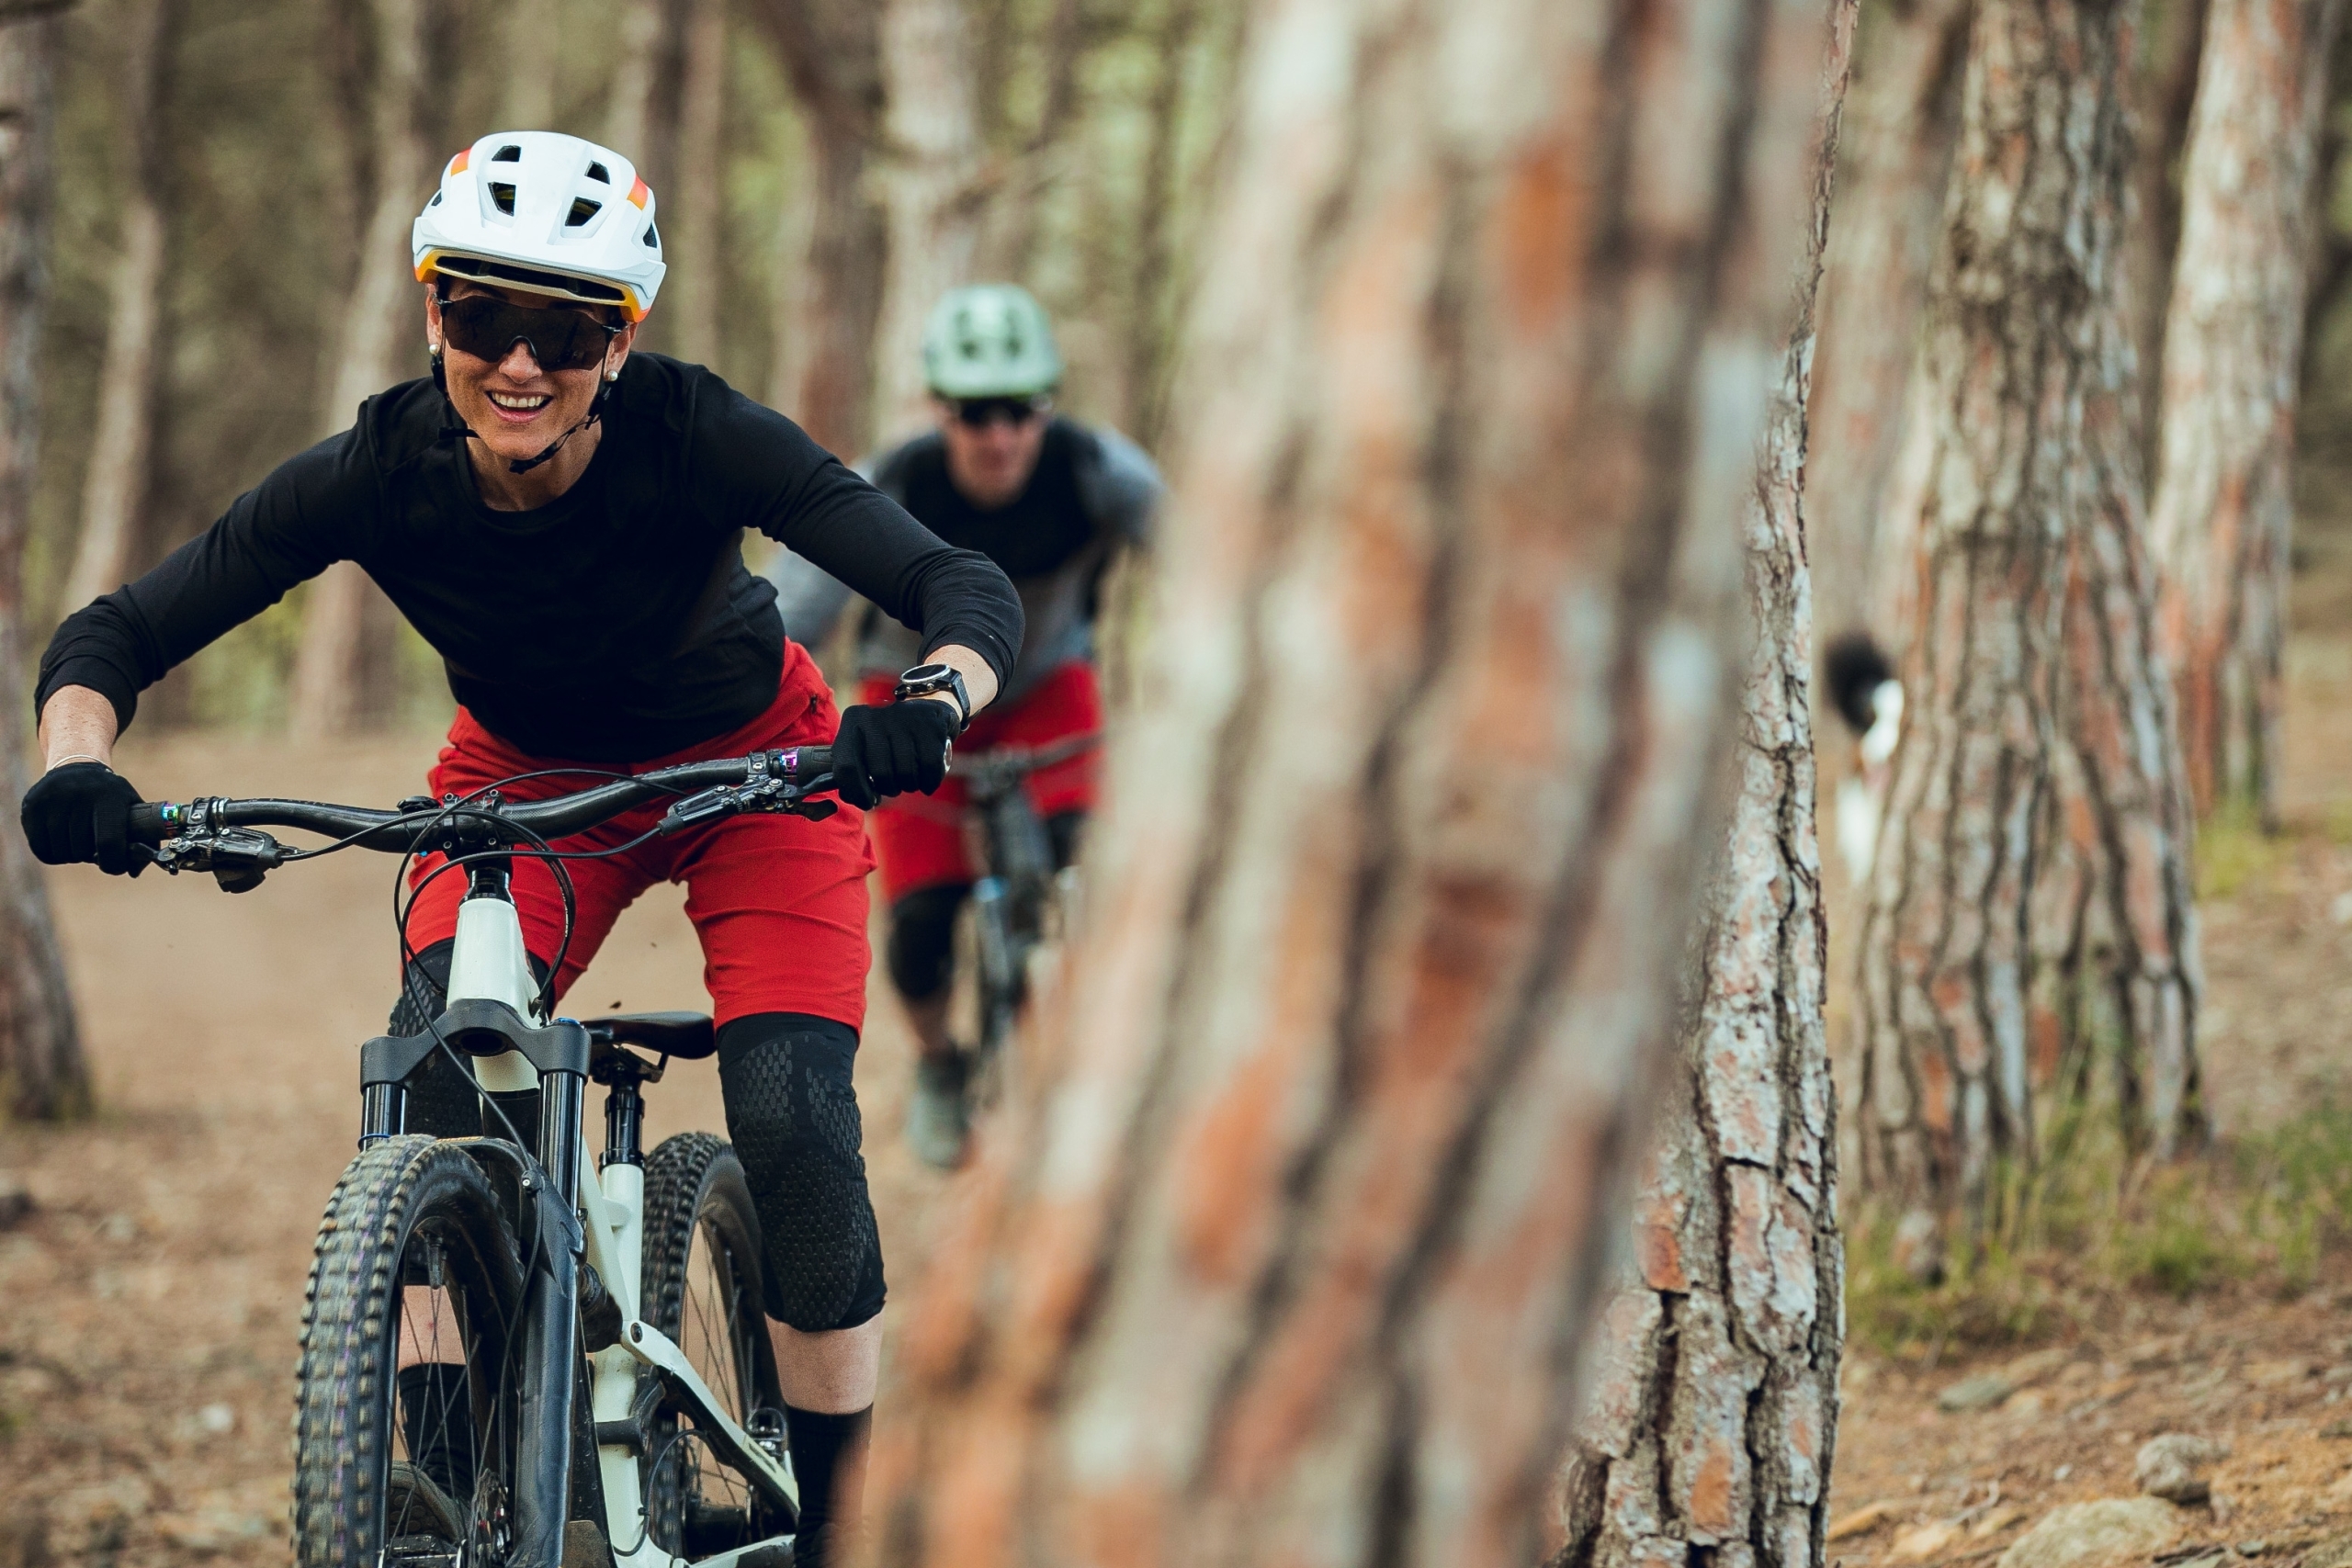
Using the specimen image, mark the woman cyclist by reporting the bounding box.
[18,131,1015,1566]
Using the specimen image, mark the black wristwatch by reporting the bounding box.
[892,662,972,732]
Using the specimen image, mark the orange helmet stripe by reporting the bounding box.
[627,176,650,209]
[448,148,470,176]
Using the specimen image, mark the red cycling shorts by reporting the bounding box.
[859,659,1102,903]
[404,640,875,1031]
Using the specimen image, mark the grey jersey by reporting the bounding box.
[770,417,1159,705]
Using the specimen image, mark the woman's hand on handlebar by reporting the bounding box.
[831,699,956,809]
[21,761,145,875]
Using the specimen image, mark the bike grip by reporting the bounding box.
[127,801,175,846]
[778,744,832,779]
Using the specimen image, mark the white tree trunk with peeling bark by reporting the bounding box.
[1560,6,1852,1566]
[2147,0,2346,825]
[1804,0,1969,650]
[60,0,175,615]
[288,0,431,739]
[1852,0,2203,1258]
[868,0,982,443]
[862,0,1832,1562]
[0,14,85,1119]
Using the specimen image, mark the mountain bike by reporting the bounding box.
[946,731,1098,1082]
[126,745,844,1568]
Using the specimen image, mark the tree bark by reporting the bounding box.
[752,0,887,460]
[58,0,177,615]
[288,0,434,739]
[867,0,983,443]
[500,0,560,134]
[864,0,1832,1561]
[1120,0,1201,447]
[667,0,726,368]
[1851,0,2204,1258]
[1803,0,1971,649]
[0,14,87,1120]
[2127,0,2211,457]
[970,0,1087,281]
[2147,0,2346,825]
[604,0,684,184]
[1559,6,1854,1567]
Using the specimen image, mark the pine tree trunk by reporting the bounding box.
[58,0,176,614]
[288,0,433,739]
[1558,6,1854,1566]
[864,0,1832,1560]
[1851,0,2204,1259]
[2128,0,2211,458]
[752,0,888,460]
[668,0,726,368]
[1804,0,1971,649]
[2147,0,2346,825]
[867,0,981,442]
[499,0,560,134]
[1121,0,1201,448]
[0,13,87,1121]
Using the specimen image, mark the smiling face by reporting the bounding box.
[424,280,635,468]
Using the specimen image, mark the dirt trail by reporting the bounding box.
[12,645,2352,1564]
[0,730,950,1565]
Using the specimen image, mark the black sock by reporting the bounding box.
[784,1403,872,1565]
[397,1363,478,1515]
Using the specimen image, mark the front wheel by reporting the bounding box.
[639,1132,791,1554]
[293,1136,526,1568]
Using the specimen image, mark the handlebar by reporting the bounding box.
[127,746,837,887]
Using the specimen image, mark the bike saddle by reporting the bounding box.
[582,1010,717,1060]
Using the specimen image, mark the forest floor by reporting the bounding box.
[10,643,2352,1566]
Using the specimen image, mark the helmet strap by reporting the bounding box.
[428,346,618,476]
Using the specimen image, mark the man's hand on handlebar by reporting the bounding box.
[831,700,957,810]
[22,761,145,876]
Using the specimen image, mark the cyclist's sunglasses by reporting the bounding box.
[949,395,1050,430]
[438,293,621,373]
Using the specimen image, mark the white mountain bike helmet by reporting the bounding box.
[412,131,665,319]
[921,285,1062,399]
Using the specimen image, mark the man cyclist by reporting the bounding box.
[768,284,1159,1169]
[18,132,1014,1566]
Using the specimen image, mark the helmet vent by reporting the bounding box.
[642,221,659,249]
[491,144,522,163]
[585,162,610,184]
[489,183,516,216]
[428,190,443,207]
[566,198,602,228]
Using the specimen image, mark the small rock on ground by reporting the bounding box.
[1997,1499,2187,1568]
[2136,1433,2232,1504]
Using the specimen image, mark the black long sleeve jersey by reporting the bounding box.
[36,355,1023,761]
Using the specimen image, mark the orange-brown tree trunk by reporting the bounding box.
[58,0,177,614]
[1559,6,1854,1565]
[863,0,1833,1561]
[1851,0,2204,1259]
[288,0,435,739]
[1804,0,1971,649]
[2128,0,2211,455]
[2147,0,2346,825]
[752,0,888,460]
[0,11,86,1120]
[868,0,982,441]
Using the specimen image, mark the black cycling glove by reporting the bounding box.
[831,699,958,810]
[21,761,144,876]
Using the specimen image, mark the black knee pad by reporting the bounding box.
[387,938,548,1146]
[886,885,968,1002]
[717,1013,887,1332]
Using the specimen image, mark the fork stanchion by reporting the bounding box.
[358,1082,405,1146]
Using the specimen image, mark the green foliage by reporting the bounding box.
[2195,799,2288,898]
[1847,1103,2352,1359]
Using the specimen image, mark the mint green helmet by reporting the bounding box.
[921,284,1063,399]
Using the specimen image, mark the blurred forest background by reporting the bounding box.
[21,0,1239,731]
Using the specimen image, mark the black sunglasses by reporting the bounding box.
[439,293,621,373]
[950,396,1050,430]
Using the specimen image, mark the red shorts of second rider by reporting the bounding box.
[404,640,875,1030]
[858,659,1102,902]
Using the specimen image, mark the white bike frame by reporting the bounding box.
[443,891,799,1568]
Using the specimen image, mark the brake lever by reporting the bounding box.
[149,822,286,893]
[655,773,838,836]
